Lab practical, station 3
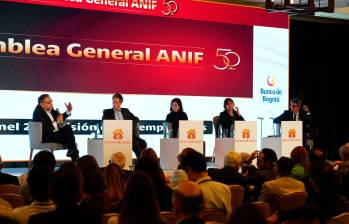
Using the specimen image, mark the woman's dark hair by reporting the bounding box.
[119,172,163,224]
[170,98,184,112]
[223,98,234,109]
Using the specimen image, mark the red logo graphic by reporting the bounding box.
[267,75,276,87]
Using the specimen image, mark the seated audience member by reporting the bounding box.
[290,146,309,181]
[18,151,56,204]
[278,161,349,223]
[28,166,100,224]
[0,155,19,185]
[245,148,278,199]
[134,157,173,211]
[168,148,192,189]
[76,155,100,195]
[79,171,107,216]
[165,98,188,138]
[173,181,204,224]
[32,94,79,161]
[13,167,55,224]
[0,198,13,219]
[231,203,268,224]
[335,143,349,199]
[103,164,126,212]
[102,93,147,158]
[109,152,133,179]
[140,148,167,182]
[208,151,249,201]
[307,161,349,223]
[107,172,167,224]
[258,157,305,212]
[180,150,232,218]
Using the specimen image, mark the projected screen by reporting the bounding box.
[0,2,289,160]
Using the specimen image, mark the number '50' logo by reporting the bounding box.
[213,48,241,71]
[162,0,178,16]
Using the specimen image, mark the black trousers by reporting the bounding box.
[49,125,79,157]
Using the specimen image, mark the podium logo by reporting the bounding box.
[288,129,296,138]
[113,129,123,140]
[187,129,196,139]
[242,129,250,138]
[267,75,276,87]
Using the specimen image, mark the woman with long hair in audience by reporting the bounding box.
[107,172,167,224]
[104,164,126,212]
[135,157,173,211]
[290,146,310,181]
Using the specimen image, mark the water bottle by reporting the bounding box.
[95,123,100,139]
[218,124,223,138]
[230,123,234,138]
[163,122,169,139]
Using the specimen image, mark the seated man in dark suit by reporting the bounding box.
[0,155,19,185]
[32,94,79,162]
[102,93,147,158]
[273,97,313,145]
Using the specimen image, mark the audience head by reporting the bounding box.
[223,98,235,111]
[119,171,161,224]
[309,147,326,165]
[112,93,123,111]
[289,97,302,113]
[224,151,242,170]
[291,146,309,172]
[311,161,337,192]
[339,143,349,161]
[110,152,126,169]
[170,98,184,113]
[135,157,165,188]
[49,166,81,208]
[275,157,294,176]
[173,180,204,218]
[177,148,195,169]
[59,162,83,200]
[257,148,277,169]
[104,164,126,203]
[140,148,159,163]
[32,150,56,171]
[179,150,207,181]
[77,155,99,179]
[38,94,52,111]
[28,166,52,202]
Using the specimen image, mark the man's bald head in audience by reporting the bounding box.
[173,180,204,217]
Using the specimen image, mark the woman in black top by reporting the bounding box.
[165,98,188,138]
[218,98,244,137]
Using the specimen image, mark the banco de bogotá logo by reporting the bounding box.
[267,75,276,87]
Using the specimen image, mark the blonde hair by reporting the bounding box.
[110,152,126,168]
[224,151,241,169]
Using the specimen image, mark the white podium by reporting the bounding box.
[262,121,303,158]
[160,121,203,170]
[88,120,133,169]
[214,138,235,168]
[214,121,257,168]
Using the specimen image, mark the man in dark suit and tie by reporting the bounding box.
[32,94,79,162]
[273,97,313,146]
[102,93,147,158]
